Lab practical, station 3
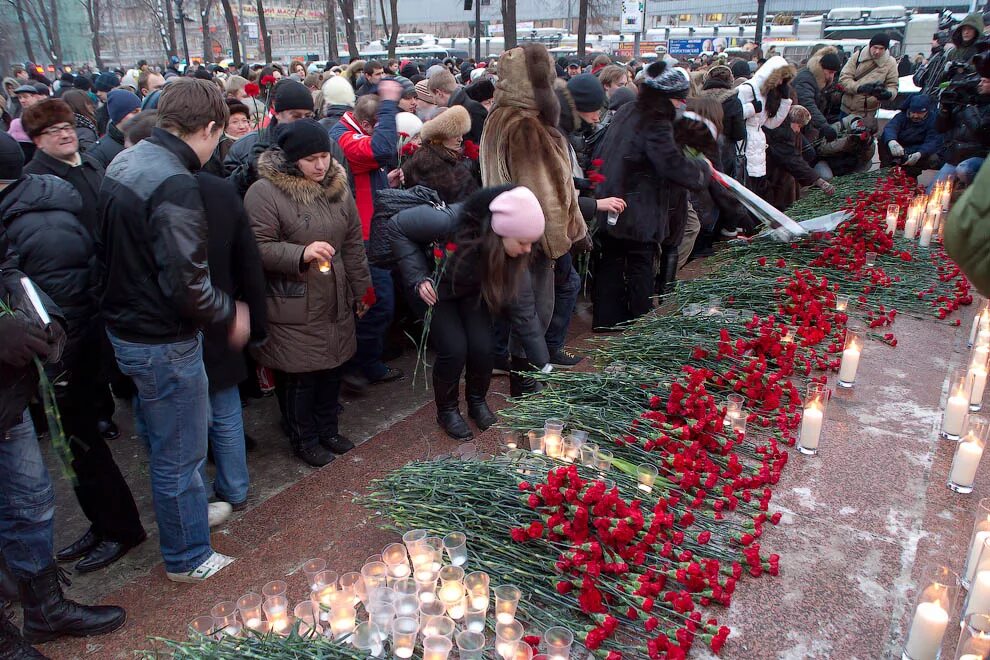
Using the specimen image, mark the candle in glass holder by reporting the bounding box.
[457,630,487,660]
[392,617,419,659]
[949,418,989,494]
[421,615,455,639]
[835,294,849,311]
[965,570,990,618]
[237,592,264,631]
[443,532,468,567]
[318,258,331,273]
[383,543,411,579]
[423,635,453,660]
[528,431,544,455]
[464,603,487,633]
[919,219,934,248]
[188,615,217,639]
[798,383,828,456]
[494,585,521,625]
[970,308,989,348]
[544,626,574,660]
[495,621,524,660]
[904,212,919,240]
[956,613,990,660]
[972,355,989,412]
[943,370,973,439]
[211,601,242,637]
[330,605,357,638]
[865,251,877,267]
[543,434,562,458]
[263,595,290,635]
[885,204,900,234]
[965,503,990,588]
[438,565,464,601]
[637,464,658,493]
[903,566,957,660]
[837,326,862,388]
[440,585,466,620]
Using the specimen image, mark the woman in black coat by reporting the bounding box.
[389,185,550,440]
[593,61,710,330]
[697,65,746,176]
[400,105,480,204]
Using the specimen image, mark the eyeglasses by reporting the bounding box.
[41,124,75,137]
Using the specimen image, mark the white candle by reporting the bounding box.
[904,216,918,239]
[971,314,983,347]
[951,439,984,489]
[904,601,949,660]
[919,222,933,247]
[496,612,514,625]
[838,346,860,384]
[395,647,414,659]
[972,367,988,410]
[799,405,824,451]
[544,434,562,458]
[944,395,969,437]
[967,570,990,616]
[886,212,898,235]
[966,531,990,583]
[471,595,487,610]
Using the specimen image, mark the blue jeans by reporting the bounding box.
[930,157,985,191]
[0,412,55,578]
[107,331,213,573]
[546,253,581,354]
[352,263,395,381]
[201,387,249,506]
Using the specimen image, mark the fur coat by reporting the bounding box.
[479,44,586,260]
[736,56,796,178]
[401,143,480,204]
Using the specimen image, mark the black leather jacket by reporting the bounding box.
[98,128,233,342]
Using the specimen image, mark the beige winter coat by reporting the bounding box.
[245,149,372,374]
[838,47,899,116]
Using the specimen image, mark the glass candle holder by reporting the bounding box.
[352,621,385,658]
[362,561,390,599]
[443,532,468,567]
[543,433,563,459]
[835,294,849,312]
[919,218,935,248]
[463,602,487,633]
[368,587,396,611]
[496,621,525,660]
[494,585,521,625]
[527,431,544,455]
[188,615,216,639]
[339,572,366,607]
[949,417,989,494]
[955,613,990,659]
[402,528,428,551]
[886,203,900,234]
[330,605,357,638]
[837,325,863,389]
[798,383,829,456]
[969,307,989,348]
[464,571,489,611]
[902,566,958,660]
[593,449,613,473]
[729,409,747,439]
[501,430,521,453]
[415,566,438,603]
[544,418,564,435]
[318,258,332,273]
[263,595,290,635]
[211,600,242,637]
[580,442,600,466]
[543,626,574,660]
[293,601,322,637]
[421,615,455,639]
[302,558,327,590]
[440,585,466,620]
[964,566,990,619]
[637,464,658,493]
[865,251,877,267]
[262,580,287,600]
[510,641,535,660]
[457,630,487,660]
[420,598,445,617]
[237,592,264,631]
[368,603,395,641]
[971,352,990,413]
[311,569,339,621]
[423,635,453,660]
[392,616,419,659]
[964,500,990,589]
[944,369,974,440]
[904,206,920,239]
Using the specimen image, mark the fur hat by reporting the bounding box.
[420,105,471,143]
[704,65,733,86]
[641,61,690,98]
[788,105,811,126]
[396,111,423,138]
[22,98,75,139]
[321,75,356,107]
[465,79,495,103]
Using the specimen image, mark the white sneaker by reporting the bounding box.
[208,501,232,528]
[166,551,235,583]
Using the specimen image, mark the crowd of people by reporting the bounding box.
[1,17,990,655]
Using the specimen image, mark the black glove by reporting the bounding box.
[777,80,790,97]
[0,315,50,368]
[751,98,763,113]
[877,89,893,100]
[857,83,878,95]
[821,125,838,141]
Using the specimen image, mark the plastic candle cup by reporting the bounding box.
[798,383,829,456]
[237,592,264,631]
[420,615,455,640]
[211,600,242,638]
[835,294,849,311]
[423,635,453,660]
[188,615,217,639]
[293,601,322,637]
[262,595,290,635]
[457,630,487,660]
[495,621,525,660]
[261,580,287,600]
[329,605,357,638]
[494,584,521,624]
[301,558,327,590]
[544,626,574,660]
[392,616,419,658]
[464,571,490,610]
[442,532,468,567]
[464,602,487,633]
[637,463,658,493]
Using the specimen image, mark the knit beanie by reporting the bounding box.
[420,105,471,142]
[704,65,733,86]
[0,132,24,182]
[276,118,332,162]
[321,75,356,107]
[94,72,119,92]
[729,59,751,80]
[21,99,75,139]
[273,79,313,113]
[396,112,423,138]
[870,33,890,49]
[489,186,545,243]
[819,53,842,72]
[106,89,141,125]
[465,79,495,103]
[641,61,690,98]
[567,73,606,112]
[415,80,435,104]
[788,105,811,126]
[400,62,419,79]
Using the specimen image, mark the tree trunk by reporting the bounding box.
[45,0,63,66]
[339,0,358,60]
[200,0,215,62]
[501,0,516,50]
[255,0,271,63]
[163,0,178,58]
[12,0,36,62]
[386,0,397,59]
[325,0,338,61]
[219,0,241,64]
[82,0,105,69]
[378,0,388,41]
[576,0,587,56]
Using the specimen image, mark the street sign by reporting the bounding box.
[668,38,707,55]
[620,0,644,33]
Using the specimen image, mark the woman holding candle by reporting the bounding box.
[389,185,552,440]
[245,119,373,467]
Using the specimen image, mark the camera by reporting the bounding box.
[940,72,981,107]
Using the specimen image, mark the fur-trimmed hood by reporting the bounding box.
[257,147,349,206]
[751,56,797,95]
[697,85,738,104]
[806,46,839,90]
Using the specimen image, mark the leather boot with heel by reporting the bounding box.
[465,370,497,431]
[19,564,126,643]
[434,376,473,440]
[509,356,544,398]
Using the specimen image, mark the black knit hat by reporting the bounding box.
[819,53,842,72]
[642,61,690,98]
[870,33,891,49]
[94,72,120,92]
[730,59,751,80]
[464,79,495,103]
[0,131,25,182]
[277,118,332,162]
[567,73,606,112]
[273,79,314,113]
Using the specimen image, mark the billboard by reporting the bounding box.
[667,38,707,55]
[620,0,644,33]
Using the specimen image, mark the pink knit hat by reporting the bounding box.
[489,186,545,243]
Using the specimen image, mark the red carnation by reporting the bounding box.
[433,247,444,259]
[510,527,528,542]
[260,75,276,86]
[527,521,543,538]
[445,242,458,253]
[243,82,260,98]
[556,580,573,595]
[361,286,376,307]
[463,139,480,161]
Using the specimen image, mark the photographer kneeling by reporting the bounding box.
[932,54,990,190]
[879,94,943,177]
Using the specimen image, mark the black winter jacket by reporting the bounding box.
[87,121,126,169]
[697,82,746,173]
[388,188,550,367]
[793,67,829,132]
[196,172,269,391]
[595,103,709,245]
[98,128,233,342]
[23,149,104,238]
[448,87,487,144]
[936,95,990,165]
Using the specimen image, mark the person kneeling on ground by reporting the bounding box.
[879,94,942,177]
[765,105,835,211]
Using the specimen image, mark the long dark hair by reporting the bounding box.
[61,89,95,123]
[449,185,531,312]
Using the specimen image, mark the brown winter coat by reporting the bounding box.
[245,149,372,374]
[479,44,586,260]
[400,143,480,204]
[838,46,899,116]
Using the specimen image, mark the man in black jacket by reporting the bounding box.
[793,48,843,142]
[87,90,141,168]
[99,78,250,583]
[0,132,126,656]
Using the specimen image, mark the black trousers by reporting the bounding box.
[429,295,494,387]
[593,234,657,329]
[273,368,342,450]
[59,341,145,546]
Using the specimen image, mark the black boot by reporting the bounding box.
[0,558,20,604]
[18,564,126,643]
[654,246,680,297]
[434,376,473,441]
[465,369,497,431]
[509,356,544,398]
[0,610,47,659]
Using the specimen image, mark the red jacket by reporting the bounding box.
[328,101,398,239]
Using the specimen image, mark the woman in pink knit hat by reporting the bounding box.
[388,185,552,440]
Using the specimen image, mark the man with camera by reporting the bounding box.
[838,34,899,131]
[933,52,990,189]
[880,94,943,176]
